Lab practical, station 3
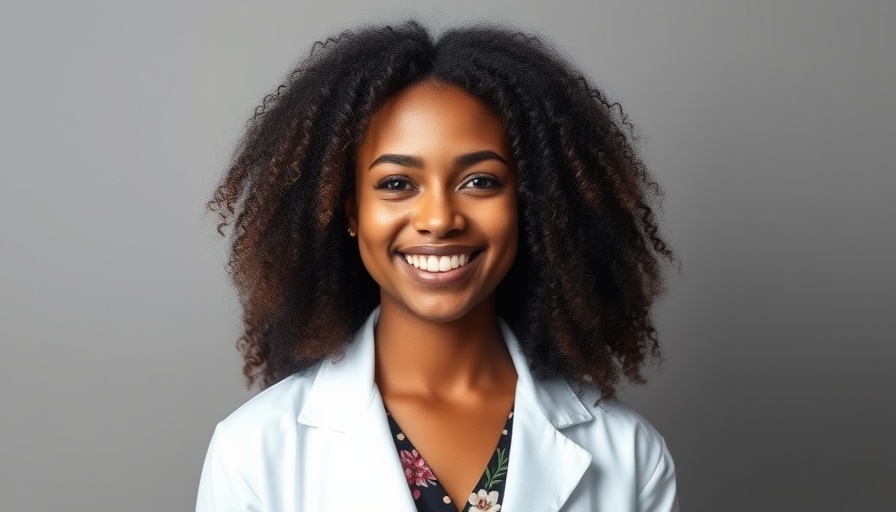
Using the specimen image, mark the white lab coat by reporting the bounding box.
[196,307,679,511]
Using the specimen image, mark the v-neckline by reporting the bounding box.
[385,405,515,512]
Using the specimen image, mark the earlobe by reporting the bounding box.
[345,195,358,233]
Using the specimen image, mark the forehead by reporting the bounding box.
[357,80,509,160]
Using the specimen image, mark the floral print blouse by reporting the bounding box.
[386,407,515,512]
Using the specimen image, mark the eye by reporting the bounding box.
[462,174,502,189]
[374,175,414,191]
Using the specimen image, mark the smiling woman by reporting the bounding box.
[199,20,677,512]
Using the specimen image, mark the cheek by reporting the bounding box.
[484,196,519,262]
[356,200,404,270]
[359,212,403,247]
[357,191,407,230]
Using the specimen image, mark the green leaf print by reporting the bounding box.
[484,448,508,490]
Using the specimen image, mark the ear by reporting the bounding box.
[344,194,359,233]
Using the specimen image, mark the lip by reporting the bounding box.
[397,244,481,257]
[395,249,482,286]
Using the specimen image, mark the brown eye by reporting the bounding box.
[463,175,501,189]
[375,176,414,191]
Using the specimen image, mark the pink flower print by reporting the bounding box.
[400,449,437,487]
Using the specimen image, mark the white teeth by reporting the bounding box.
[402,252,474,273]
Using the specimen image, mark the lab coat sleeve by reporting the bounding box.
[636,436,679,512]
[196,423,262,512]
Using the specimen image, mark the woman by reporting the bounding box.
[198,21,678,512]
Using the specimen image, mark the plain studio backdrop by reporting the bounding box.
[1,1,893,510]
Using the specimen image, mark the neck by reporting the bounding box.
[374,295,516,401]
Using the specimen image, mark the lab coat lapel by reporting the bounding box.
[337,386,417,511]
[298,309,594,511]
[499,320,594,512]
[297,308,416,512]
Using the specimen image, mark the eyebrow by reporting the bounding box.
[368,150,507,170]
[454,150,508,168]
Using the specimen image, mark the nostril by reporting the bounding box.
[411,209,466,236]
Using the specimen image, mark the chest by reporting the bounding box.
[276,429,621,512]
[248,405,643,512]
[382,395,515,510]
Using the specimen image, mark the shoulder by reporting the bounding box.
[562,383,676,497]
[197,369,323,510]
[558,380,666,441]
[593,399,668,466]
[213,367,317,463]
[591,396,663,444]
[212,368,320,450]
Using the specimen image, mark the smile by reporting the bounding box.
[401,253,472,273]
[395,248,483,286]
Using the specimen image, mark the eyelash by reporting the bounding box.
[373,174,502,191]
[374,176,414,191]
[463,174,502,189]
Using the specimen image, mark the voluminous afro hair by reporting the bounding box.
[210,21,674,399]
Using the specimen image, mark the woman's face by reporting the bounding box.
[347,79,518,323]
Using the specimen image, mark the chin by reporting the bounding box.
[400,294,495,324]
[406,304,474,324]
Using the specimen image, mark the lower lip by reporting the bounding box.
[396,253,481,286]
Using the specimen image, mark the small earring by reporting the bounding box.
[347,228,356,237]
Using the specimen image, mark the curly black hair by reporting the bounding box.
[209,20,674,399]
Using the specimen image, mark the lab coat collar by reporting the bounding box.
[298,306,594,511]
[296,307,381,432]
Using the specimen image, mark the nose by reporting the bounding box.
[411,188,466,237]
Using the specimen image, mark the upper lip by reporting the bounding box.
[397,244,481,256]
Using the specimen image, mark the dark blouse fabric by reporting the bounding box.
[386,407,515,512]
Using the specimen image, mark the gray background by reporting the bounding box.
[1,0,893,510]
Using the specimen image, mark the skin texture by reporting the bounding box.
[346,80,519,510]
